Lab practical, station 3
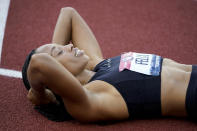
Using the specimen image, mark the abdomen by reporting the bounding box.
[161,58,192,117]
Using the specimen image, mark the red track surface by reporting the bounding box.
[1,0,197,130]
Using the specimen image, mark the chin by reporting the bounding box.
[83,55,89,67]
[86,55,90,61]
[81,54,90,62]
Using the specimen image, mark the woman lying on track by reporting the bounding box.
[22,7,196,122]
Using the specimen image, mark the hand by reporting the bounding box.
[27,88,59,106]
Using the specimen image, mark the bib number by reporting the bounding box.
[119,52,162,76]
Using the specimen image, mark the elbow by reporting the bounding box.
[61,7,76,13]
[29,53,56,74]
[27,54,47,89]
[29,54,45,72]
[29,54,40,71]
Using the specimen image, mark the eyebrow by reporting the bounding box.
[50,46,55,56]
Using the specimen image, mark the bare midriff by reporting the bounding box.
[161,58,192,117]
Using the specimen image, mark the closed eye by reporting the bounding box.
[51,46,56,56]
[57,50,63,55]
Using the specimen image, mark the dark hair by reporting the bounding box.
[22,50,72,122]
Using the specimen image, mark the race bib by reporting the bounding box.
[119,52,162,76]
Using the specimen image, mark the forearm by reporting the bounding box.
[71,9,103,59]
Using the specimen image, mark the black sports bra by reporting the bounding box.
[88,55,163,118]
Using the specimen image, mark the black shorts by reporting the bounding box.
[186,65,197,118]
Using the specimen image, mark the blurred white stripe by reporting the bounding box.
[0,0,10,63]
[0,68,22,78]
[0,1,22,79]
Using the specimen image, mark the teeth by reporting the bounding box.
[74,48,84,57]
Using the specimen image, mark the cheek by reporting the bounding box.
[57,57,78,73]
[56,54,88,74]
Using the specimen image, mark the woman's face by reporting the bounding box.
[36,43,89,75]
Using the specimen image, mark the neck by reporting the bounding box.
[75,69,95,85]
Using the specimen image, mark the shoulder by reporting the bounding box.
[65,80,129,122]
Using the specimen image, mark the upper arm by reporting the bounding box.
[76,80,129,122]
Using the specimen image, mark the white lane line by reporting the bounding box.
[0,68,22,78]
[0,0,10,63]
[0,1,22,79]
